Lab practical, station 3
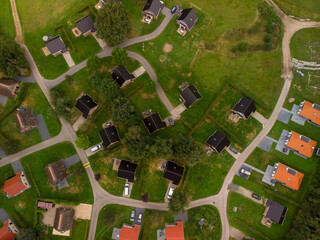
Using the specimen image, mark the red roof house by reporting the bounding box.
[0,219,18,240]
[165,222,185,240]
[119,225,141,240]
[3,171,30,197]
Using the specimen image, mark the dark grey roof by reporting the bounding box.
[54,208,75,232]
[15,109,37,131]
[45,36,68,54]
[180,84,202,108]
[99,126,120,148]
[232,98,256,119]
[163,161,184,185]
[76,15,96,34]
[118,160,138,182]
[76,94,98,119]
[111,66,135,87]
[45,160,68,186]
[265,199,287,224]
[206,131,230,153]
[142,113,166,134]
[142,0,164,16]
[177,8,198,30]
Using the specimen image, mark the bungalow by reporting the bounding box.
[143,113,166,134]
[271,162,304,190]
[53,207,75,233]
[0,78,20,98]
[118,160,138,183]
[232,98,256,120]
[99,124,120,148]
[75,15,96,36]
[163,161,184,185]
[112,224,141,240]
[298,100,320,127]
[111,66,135,88]
[0,219,19,240]
[15,109,38,133]
[3,171,30,198]
[45,160,68,186]
[206,131,230,154]
[142,0,164,23]
[285,131,317,158]
[164,222,185,240]
[45,36,68,56]
[177,8,198,36]
[180,84,202,108]
[262,199,287,227]
[76,93,98,119]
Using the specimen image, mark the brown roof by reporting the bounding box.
[53,207,75,232]
[45,160,68,186]
[0,78,20,97]
[15,109,37,132]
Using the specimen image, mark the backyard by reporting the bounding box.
[0,0,15,39]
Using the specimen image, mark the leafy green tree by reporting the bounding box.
[168,190,187,214]
[90,73,120,102]
[112,97,140,126]
[54,98,72,121]
[75,134,90,149]
[125,126,149,160]
[101,211,115,226]
[149,137,172,158]
[96,2,130,46]
[112,47,128,66]
[86,55,102,72]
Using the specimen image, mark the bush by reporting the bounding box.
[111,47,128,66]
[265,42,273,51]
[75,134,90,149]
[168,190,187,214]
[86,55,102,72]
[231,46,238,53]
[237,42,248,52]
[204,42,216,50]
[264,34,273,43]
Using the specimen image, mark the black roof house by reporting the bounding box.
[142,0,164,17]
[206,131,230,153]
[232,98,256,119]
[180,84,202,108]
[118,160,138,183]
[163,161,184,185]
[45,36,68,55]
[99,125,120,148]
[76,15,96,35]
[111,66,135,87]
[143,113,166,134]
[177,8,198,30]
[265,199,287,224]
[76,94,98,119]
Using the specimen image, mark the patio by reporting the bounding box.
[275,129,291,155]
[142,14,152,24]
[290,104,306,125]
[177,25,187,36]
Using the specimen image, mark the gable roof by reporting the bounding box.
[142,0,164,16]
[3,171,28,197]
[177,8,198,30]
[180,84,202,108]
[54,208,75,232]
[265,199,287,224]
[165,222,185,240]
[273,162,304,190]
[45,36,68,55]
[99,125,120,148]
[45,160,68,186]
[0,79,20,98]
[118,160,138,183]
[163,161,184,185]
[0,220,17,240]
[142,113,166,134]
[76,15,96,34]
[232,98,256,119]
[119,224,140,240]
[298,100,320,126]
[206,131,230,153]
[76,94,98,119]
[111,66,135,87]
[285,131,317,158]
[15,109,37,131]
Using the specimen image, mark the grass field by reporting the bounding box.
[47,219,90,240]
[0,0,15,38]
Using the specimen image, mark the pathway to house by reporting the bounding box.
[252,111,268,126]
[233,186,263,204]
[229,227,245,240]
[132,66,145,78]
[62,52,75,67]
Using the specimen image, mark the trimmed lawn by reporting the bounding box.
[0,0,15,38]
[47,220,90,240]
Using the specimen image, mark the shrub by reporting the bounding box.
[86,55,102,72]
[231,46,238,53]
[75,134,90,149]
[264,34,273,43]
[237,42,248,52]
[204,42,216,50]
[265,42,273,51]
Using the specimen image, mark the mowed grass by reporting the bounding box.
[0,0,15,38]
[47,220,90,240]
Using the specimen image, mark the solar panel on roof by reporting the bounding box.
[300,135,310,143]
[287,168,297,176]
[313,104,320,111]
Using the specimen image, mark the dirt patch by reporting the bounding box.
[18,201,26,209]
[163,43,173,53]
[204,117,211,123]
[288,98,295,103]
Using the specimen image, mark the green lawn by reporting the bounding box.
[47,219,90,240]
[0,0,15,38]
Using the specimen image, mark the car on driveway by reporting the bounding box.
[171,6,178,14]
[167,187,174,199]
[124,183,130,196]
[168,118,174,126]
[229,146,238,154]
[91,144,102,152]
[130,211,135,221]
[241,169,251,175]
[137,213,143,223]
[251,193,261,200]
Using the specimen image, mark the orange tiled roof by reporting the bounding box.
[165,222,185,240]
[3,171,27,197]
[119,225,140,240]
[285,131,317,158]
[298,101,320,126]
[0,220,16,240]
[273,163,304,190]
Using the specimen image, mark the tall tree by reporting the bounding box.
[168,190,187,214]
[149,137,173,158]
[75,134,90,149]
[112,47,128,66]
[90,73,120,102]
[125,126,149,160]
[112,97,140,126]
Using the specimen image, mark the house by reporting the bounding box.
[232,98,256,120]
[165,222,185,240]
[271,162,304,190]
[0,219,19,240]
[15,109,38,133]
[177,8,198,36]
[111,66,135,88]
[263,199,287,226]
[76,93,98,119]
[180,84,202,108]
[37,201,54,209]
[75,15,96,36]
[99,124,120,148]
[142,0,164,23]
[163,161,184,185]
[45,160,68,186]
[112,224,141,240]
[143,113,166,134]
[96,0,122,10]
[285,131,317,158]
[206,131,230,154]
[117,160,138,183]
[0,78,20,98]
[45,36,68,56]
[3,171,30,198]
[298,100,320,127]
[53,207,75,233]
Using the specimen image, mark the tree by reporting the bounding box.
[125,126,149,160]
[54,98,72,121]
[101,211,115,226]
[149,137,172,158]
[75,134,90,149]
[112,97,140,126]
[90,73,120,102]
[86,55,102,72]
[112,47,128,66]
[95,173,101,181]
[16,227,38,240]
[96,2,130,46]
[168,190,187,214]
[0,35,29,78]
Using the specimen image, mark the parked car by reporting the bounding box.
[124,183,130,196]
[138,213,143,223]
[240,168,251,175]
[229,146,238,154]
[167,187,174,199]
[171,6,178,14]
[168,117,174,126]
[251,193,261,200]
[130,211,135,221]
[91,144,102,152]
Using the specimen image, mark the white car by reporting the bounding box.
[91,144,102,152]
[241,169,251,176]
[137,213,143,223]
[167,188,174,199]
[124,183,130,196]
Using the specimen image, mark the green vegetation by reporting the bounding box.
[75,134,90,149]
[0,0,15,39]
[111,47,128,66]
[168,190,187,214]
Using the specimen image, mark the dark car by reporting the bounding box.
[168,117,174,126]
[229,146,238,154]
[171,6,178,14]
[251,193,261,200]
